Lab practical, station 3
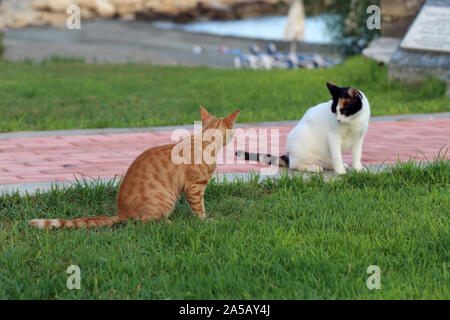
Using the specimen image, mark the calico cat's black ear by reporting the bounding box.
[326,82,340,99]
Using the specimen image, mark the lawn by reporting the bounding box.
[0,56,448,132]
[0,160,448,299]
[0,32,3,58]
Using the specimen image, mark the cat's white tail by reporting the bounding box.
[29,215,125,229]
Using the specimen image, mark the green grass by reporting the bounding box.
[0,160,448,299]
[0,56,448,132]
[0,32,3,58]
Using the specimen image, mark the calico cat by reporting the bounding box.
[30,107,240,229]
[237,82,370,174]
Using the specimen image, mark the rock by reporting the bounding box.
[382,0,426,38]
[110,0,143,15]
[0,10,14,28]
[1,0,292,29]
[48,0,76,13]
[76,0,98,11]
[40,12,68,28]
[31,0,50,11]
[95,0,116,18]
[119,13,136,20]
[80,7,95,19]
[10,12,42,29]
[362,37,401,64]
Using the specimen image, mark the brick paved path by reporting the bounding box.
[0,119,449,185]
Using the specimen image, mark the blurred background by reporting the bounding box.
[1,1,449,302]
[0,0,388,67]
[0,0,448,132]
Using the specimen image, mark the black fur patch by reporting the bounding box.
[340,96,362,116]
[327,83,362,116]
[331,100,338,114]
[236,151,289,168]
[280,155,289,167]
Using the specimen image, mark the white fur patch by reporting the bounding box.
[286,91,370,174]
[29,219,61,229]
[49,220,62,228]
[30,219,46,229]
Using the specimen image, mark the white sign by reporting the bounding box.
[401,5,450,53]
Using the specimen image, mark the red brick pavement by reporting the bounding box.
[0,119,448,185]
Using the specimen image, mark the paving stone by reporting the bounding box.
[0,118,448,186]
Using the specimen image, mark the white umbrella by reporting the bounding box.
[283,0,305,53]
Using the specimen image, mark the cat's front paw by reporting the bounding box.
[353,163,363,172]
[197,213,207,220]
[298,165,323,173]
[335,167,347,175]
[308,165,323,173]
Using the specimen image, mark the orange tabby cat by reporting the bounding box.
[30,107,240,229]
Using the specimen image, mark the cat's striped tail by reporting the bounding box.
[235,151,289,168]
[29,215,125,229]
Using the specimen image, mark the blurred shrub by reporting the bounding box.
[303,0,381,53]
[303,0,334,15]
[325,0,381,54]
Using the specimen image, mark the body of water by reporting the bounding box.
[154,14,336,44]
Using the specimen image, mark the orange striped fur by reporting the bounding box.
[30,107,240,229]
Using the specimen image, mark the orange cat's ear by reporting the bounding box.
[200,105,212,122]
[224,110,240,125]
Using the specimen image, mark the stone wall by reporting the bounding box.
[381,0,425,37]
[0,0,291,30]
